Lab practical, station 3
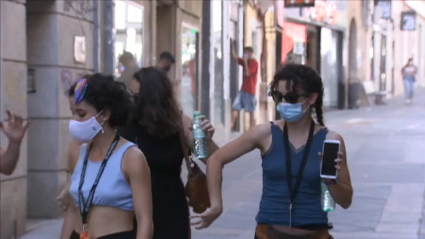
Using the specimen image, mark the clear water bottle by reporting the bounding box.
[192,111,208,159]
[321,183,336,212]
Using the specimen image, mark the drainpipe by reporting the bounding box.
[0,0,3,122]
[93,0,99,72]
[103,0,115,75]
[201,0,211,119]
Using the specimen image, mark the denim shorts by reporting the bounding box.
[232,91,257,113]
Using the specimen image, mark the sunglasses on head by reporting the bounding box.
[271,91,310,104]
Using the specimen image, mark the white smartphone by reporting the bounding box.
[320,139,340,179]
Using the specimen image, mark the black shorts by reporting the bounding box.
[70,230,135,239]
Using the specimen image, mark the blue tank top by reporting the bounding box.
[256,122,328,227]
[69,142,136,211]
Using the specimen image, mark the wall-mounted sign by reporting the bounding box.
[74,36,86,63]
[374,0,392,19]
[285,0,315,8]
[292,42,305,55]
[27,69,36,93]
[401,11,417,31]
[303,0,336,25]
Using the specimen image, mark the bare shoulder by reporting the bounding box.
[182,113,191,125]
[121,142,148,173]
[240,121,272,144]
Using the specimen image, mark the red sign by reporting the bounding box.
[285,0,315,8]
[281,22,306,63]
[303,0,337,25]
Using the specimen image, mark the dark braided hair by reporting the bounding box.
[269,63,325,126]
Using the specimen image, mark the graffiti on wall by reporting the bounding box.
[60,69,88,96]
[63,0,94,17]
[60,69,76,96]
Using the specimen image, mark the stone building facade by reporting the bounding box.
[345,0,425,107]
[0,0,203,238]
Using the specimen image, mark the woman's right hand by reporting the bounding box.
[190,205,223,230]
[57,186,71,212]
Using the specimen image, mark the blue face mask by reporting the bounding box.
[276,101,309,122]
[243,54,248,59]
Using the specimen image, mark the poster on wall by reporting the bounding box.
[401,11,417,31]
[285,0,314,8]
[74,36,86,63]
[374,0,391,19]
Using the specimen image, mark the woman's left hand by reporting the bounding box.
[199,115,215,140]
[318,151,344,182]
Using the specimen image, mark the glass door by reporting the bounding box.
[181,26,198,116]
[212,0,224,126]
[114,0,143,77]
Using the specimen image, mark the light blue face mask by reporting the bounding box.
[243,54,248,59]
[276,101,309,122]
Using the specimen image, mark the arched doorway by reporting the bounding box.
[348,18,360,109]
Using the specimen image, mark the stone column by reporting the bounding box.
[0,1,28,238]
[26,0,94,218]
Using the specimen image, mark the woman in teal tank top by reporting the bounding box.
[192,64,353,238]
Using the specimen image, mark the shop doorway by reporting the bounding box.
[114,0,144,76]
[379,35,387,92]
[348,19,360,109]
[320,27,339,108]
[306,27,319,72]
[181,25,199,117]
[229,20,241,130]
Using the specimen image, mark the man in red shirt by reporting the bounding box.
[230,39,258,130]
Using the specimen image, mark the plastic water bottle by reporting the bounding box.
[321,183,336,212]
[192,111,208,159]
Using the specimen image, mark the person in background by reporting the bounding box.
[60,75,152,239]
[192,64,353,239]
[0,110,29,175]
[118,67,219,239]
[230,38,259,131]
[156,51,181,87]
[156,51,176,73]
[401,58,418,105]
[117,52,140,89]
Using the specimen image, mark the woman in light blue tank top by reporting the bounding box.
[191,64,353,238]
[59,74,153,239]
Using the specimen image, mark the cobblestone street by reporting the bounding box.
[20,91,425,239]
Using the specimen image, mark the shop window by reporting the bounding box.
[181,26,199,117]
[114,0,144,77]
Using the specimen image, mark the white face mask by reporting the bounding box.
[69,112,104,142]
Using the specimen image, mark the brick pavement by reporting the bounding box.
[19,89,425,239]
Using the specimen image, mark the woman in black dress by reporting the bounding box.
[119,67,219,239]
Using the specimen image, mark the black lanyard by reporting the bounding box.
[283,121,315,227]
[78,135,120,225]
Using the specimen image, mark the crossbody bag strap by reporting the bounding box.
[178,115,193,175]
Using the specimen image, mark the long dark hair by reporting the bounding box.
[133,67,181,137]
[269,63,325,126]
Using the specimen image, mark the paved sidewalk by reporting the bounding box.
[20,89,425,239]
